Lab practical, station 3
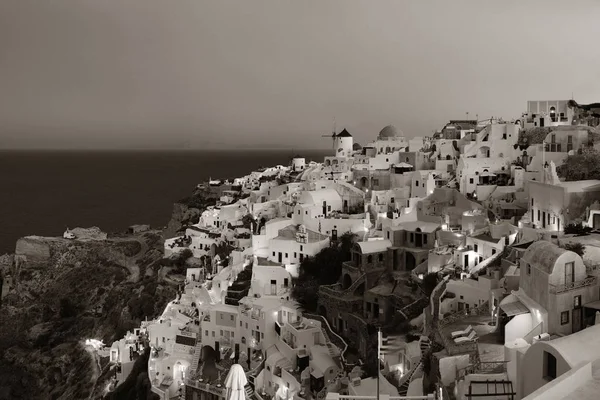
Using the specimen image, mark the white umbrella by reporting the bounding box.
[225,364,248,400]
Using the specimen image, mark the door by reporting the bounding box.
[278,252,282,263]
[594,213,600,230]
[565,262,575,285]
[271,280,277,295]
[415,233,423,248]
[540,117,545,127]
[464,255,469,268]
[343,200,348,213]
[542,212,546,228]
[323,201,327,216]
[572,308,583,333]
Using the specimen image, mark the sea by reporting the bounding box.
[0,149,329,254]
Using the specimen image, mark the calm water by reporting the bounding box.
[0,149,328,254]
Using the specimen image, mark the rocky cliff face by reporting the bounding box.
[0,231,176,400]
[163,203,201,239]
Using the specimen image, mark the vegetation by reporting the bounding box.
[291,232,356,311]
[564,222,592,235]
[558,148,600,181]
[561,242,586,258]
[421,272,440,297]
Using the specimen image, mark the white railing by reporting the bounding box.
[523,321,543,344]
[550,276,597,294]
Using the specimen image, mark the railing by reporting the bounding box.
[550,276,597,294]
[303,313,349,367]
[523,321,543,344]
[184,379,227,397]
[457,360,508,380]
[344,273,367,294]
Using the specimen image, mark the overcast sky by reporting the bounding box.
[1,0,599,150]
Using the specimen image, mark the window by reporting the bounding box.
[469,178,474,184]
[531,198,534,206]
[387,231,390,239]
[538,210,540,221]
[205,330,208,336]
[378,254,384,262]
[410,233,414,242]
[492,249,496,255]
[230,315,234,321]
[240,321,242,327]
[328,206,331,212]
[300,245,303,251]
[367,255,373,263]
[415,180,419,187]
[561,311,569,325]
[231,332,234,338]
[544,351,557,380]
[474,244,478,253]
[272,251,275,256]
[294,252,297,258]
[527,264,531,275]
[298,210,300,215]
[423,235,428,245]
[212,331,215,337]
[574,295,581,308]
[285,253,288,258]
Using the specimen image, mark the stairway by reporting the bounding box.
[397,361,423,396]
[244,384,254,399]
[189,341,203,376]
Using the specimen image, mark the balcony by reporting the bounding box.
[241,308,260,320]
[550,276,597,294]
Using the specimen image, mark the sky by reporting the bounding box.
[0,0,599,150]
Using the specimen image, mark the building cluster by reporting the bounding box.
[106,99,600,400]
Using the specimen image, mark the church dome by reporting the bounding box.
[378,125,402,140]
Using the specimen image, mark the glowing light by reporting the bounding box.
[441,224,448,230]
[85,339,105,350]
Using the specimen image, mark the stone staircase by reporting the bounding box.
[245,383,254,399]
[189,341,203,376]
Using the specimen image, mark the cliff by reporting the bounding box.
[0,231,177,400]
[162,187,220,239]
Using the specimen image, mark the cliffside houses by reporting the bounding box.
[102,99,600,400]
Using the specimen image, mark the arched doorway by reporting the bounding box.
[318,305,327,318]
[342,274,352,290]
[550,106,557,122]
[359,177,368,189]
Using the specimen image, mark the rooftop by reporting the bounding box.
[521,241,569,274]
[543,323,600,368]
[396,220,441,233]
[471,233,501,244]
[558,180,600,193]
[356,239,392,254]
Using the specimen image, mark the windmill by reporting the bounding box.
[321,117,337,150]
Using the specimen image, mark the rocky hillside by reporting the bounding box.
[0,230,177,400]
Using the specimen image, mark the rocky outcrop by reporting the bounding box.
[0,231,177,400]
[163,203,201,239]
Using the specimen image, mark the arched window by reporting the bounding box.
[367,255,373,263]
[550,106,557,122]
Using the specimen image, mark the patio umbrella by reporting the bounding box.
[225,364,248,400]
